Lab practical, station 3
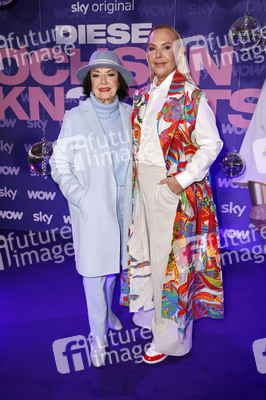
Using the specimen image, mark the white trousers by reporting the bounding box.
[138,164,193,356]
[82,186,124,339]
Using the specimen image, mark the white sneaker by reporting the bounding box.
[88,334,106,368]
[143,342,167,364]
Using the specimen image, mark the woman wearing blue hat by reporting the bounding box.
[50,51,133,367]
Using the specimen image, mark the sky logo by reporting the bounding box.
[52,335,91,374]
[253,338,266,374]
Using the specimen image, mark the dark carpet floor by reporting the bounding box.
[0,231,265,400]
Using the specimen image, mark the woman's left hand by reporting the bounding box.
[159,176,183,195]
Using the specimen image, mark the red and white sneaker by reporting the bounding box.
[143,343,167,364]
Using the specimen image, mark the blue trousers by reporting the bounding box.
[82,186,124,338]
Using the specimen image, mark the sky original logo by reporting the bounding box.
[71,2,90,14]
[70,0,135,15]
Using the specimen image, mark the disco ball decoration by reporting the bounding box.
[228,13,262,51]
[0,0,15,6]
[28,139,53,176]
[221,152,245,177]
[257,35,266,52]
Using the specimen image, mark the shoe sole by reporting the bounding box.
[143,354,168,364]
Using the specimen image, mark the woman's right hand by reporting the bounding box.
[159,176,183,195]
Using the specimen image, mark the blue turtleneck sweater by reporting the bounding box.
[90,92,128,187]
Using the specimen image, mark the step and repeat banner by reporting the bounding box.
[0,0,266,260]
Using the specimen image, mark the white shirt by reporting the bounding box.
[138,73,223,189]
[138,71,175,167]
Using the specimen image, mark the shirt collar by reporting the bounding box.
[150,70,176,93]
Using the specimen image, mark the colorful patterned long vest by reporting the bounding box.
[121,70,224,338]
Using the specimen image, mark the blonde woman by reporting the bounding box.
[124,25,224,364]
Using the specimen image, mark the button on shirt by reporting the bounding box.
[138,71,175,167]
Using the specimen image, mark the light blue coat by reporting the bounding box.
[50,98,132,277]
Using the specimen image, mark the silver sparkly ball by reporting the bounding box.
[256,35,266,52]
[228,13,262,51]
[221,152,245,177]
[0,0,14,5]
[28,140,53,176]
